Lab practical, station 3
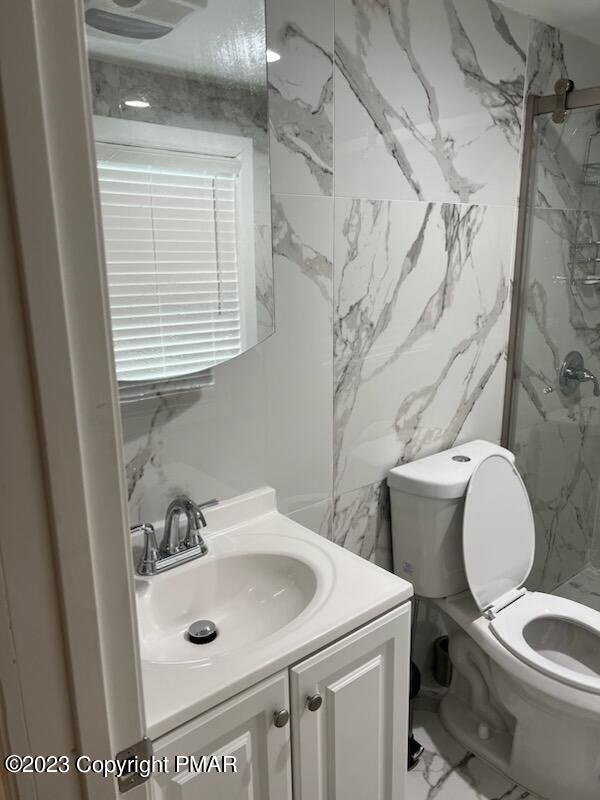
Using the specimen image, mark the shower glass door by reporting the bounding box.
[507,97,600,606]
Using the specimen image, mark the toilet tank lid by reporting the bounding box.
[387,440,515,499]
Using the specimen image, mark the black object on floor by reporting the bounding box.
[407,734,425,771]
[410,660,421,697]
[433,635,453,687]
[407,660,424,770]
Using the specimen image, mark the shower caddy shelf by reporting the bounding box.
[563,122,600,285]
[581,161,600,188]
[582,123,600,188]
[562,241,600,286]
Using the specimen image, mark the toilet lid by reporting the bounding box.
[463,454,535,612]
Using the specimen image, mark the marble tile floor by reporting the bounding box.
[553,564,600,612]
[407,711,543,800]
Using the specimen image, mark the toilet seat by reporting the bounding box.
[462,454,600,693]
[489,591,600,693]
[462,454,534,615]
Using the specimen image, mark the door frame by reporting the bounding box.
[501,83,600,445]
[0,2,149,798]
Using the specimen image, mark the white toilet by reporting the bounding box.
[388,440,600,800]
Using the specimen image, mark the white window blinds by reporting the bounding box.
[96,142,243,391]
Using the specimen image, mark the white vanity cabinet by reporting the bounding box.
[151,671,293,800]
[150,605,410,800]
[290,604,410,800]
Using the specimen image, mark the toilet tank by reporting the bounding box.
[387,440,514,598]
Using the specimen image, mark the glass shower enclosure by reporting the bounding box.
[503,83,600,607]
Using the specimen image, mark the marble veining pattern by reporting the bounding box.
[334,0,528,204]
[255,224,275,341]
[408,711,542,800]
[121,346,269,525]
[528,108,600,214]
[267,0,333,196]
[554,565,600,612]
[124,396,173,519]
[525,22,569,99]
[334,199,513,495]
[526,21,600,99]
[271,197,333,305]
[517,410,600,591]
[331,481,392,571]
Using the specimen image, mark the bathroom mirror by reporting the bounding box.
[83,0,273,399]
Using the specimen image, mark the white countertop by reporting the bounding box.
[136,488,413,740]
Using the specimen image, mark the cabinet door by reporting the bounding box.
[152,671,292,800]
[290,604,411,800]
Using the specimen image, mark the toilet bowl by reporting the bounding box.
[388,441,600,800]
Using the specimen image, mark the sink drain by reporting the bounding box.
[187,619,217,645]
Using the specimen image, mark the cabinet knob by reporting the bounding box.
[306,694,322,712]
[273,709,290,728]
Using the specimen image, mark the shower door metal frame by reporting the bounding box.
[501,84,600,446]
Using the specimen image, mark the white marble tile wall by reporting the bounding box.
[122,348,269,525]
[267,0,333,196]
[333,199,513,497]
[527,21,600,98]
[329,0,527,572]
[104,4,600,633]
[264,194,334,517]
[334,0,528,205]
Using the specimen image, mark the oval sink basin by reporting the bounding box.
[133,492,412,739]
[136,551,318,664]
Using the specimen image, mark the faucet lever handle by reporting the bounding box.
[183,498,219,549]
[198,498,219,510]
[196,498,219,521]
[130,523,160,576]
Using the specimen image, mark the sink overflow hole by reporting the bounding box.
[187,619,218,645]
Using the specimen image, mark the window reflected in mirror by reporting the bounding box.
[83,0,273,400]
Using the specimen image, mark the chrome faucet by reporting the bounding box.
[131,495,218,576]
[161,495,217,556]
[559,351,600,397]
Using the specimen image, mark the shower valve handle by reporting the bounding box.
[559,351,600,397]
